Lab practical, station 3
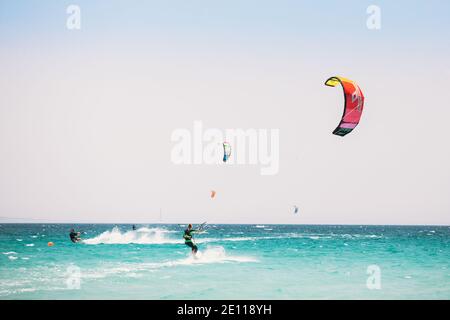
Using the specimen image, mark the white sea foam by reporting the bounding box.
[83,226,383,246]
[83,227,261,245]
[172,246,258,265]
[3,252,17,255]
[97,246,257,272]
[83,227,181,245]
[80,246,257,279]
[138,227,178,234]
[25,244,34,247]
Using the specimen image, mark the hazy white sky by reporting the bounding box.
[1,1,449,224]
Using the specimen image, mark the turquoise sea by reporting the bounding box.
[0,224,449,299]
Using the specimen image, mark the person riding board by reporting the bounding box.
[69,229,81,243]
[183,224,199,255]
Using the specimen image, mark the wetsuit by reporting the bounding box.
[70,231,80,243]
[183,229,198,253]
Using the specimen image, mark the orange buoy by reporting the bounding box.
[47,242,54,247]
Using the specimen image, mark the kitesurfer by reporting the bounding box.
[132,225,136,231]
[183,224,198,255]
[69,228,81,243]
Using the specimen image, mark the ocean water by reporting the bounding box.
[0,224,448,300]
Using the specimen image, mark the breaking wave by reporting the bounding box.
[83,227,180,245]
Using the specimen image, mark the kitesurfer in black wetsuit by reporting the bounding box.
[183,224,198,254]
[69,229,81,243]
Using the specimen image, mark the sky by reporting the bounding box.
[0,1,449,225]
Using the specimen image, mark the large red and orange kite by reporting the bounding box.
[325,76,365,137]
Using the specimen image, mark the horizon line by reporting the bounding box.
[0,221,448,227]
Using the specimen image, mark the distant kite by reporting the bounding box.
[223,142,231,162]
[325,76,365,136]
[210,190,216,199]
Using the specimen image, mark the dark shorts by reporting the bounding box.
[185,241,198,252]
